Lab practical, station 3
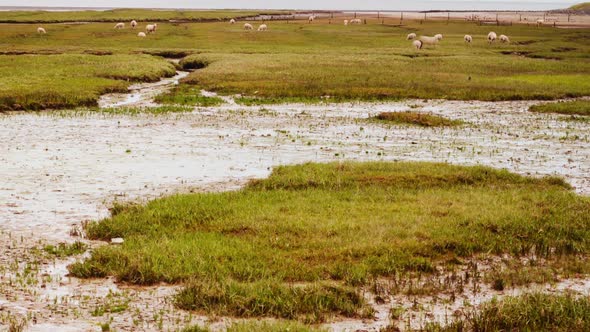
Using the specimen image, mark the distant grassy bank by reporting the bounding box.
[0,9,284,23]
[570,2,590,14]
[70,162,590,321]
[0,16,589,110]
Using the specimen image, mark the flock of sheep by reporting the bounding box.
[112,20,158,37]
[36,15,513,48]
[231,16,365,32]
[37,20,158,37]
[408,31,510,49]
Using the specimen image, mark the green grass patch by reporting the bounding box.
[529,100,590,116]
[43,241,87,258]
[0,54,175,111]
[374,111,465,127]
[69,162,590,320]
[176,280,370,322]
[154,86,224,106]
[428,293,590,331]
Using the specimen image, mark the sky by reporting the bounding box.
[0,0,578,11]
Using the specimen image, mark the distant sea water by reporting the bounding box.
[0,1,577,12]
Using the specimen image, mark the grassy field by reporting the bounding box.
[529,100,590,116]
[69,162,590,321]
[0,54,175,110]
[0,9,280,23]
[427,293,590,331]
[0,17,589,110]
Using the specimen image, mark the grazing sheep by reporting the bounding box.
[500,34,510,43]
[536,19,544,26]
[420,35,442,47]
[244,23,253,30]
[137,32,146,37]
[131,20,137,28]
[230,19,236,24]
[412,40,423,50]
[258,24,268,31]
[146,23,157,34]
[37,27,46,34]
[487,31,497,43]
[308,15,315,23]
[114,22,125,29]
[464,35,472,43]
[350,18,362,25]
[344,19,349,26]
[434,34,443,40]
[407,33,417,40]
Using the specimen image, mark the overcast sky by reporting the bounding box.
[0,0,578,11]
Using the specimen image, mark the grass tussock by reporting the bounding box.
[69,162,590,320]
[179,55,212,71]
[182,320,324,332]
[175,280,370,323]
[227,321,326,332]
[428,293,590,332]
[529,100,590,116]
[374,111,465,127]
[43,241,87,258]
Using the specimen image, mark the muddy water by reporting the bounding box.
[98,71,189,108]
[1,89,589,330]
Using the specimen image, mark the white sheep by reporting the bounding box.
[412,40,423,50]
[464,35,472,43]
[230,19,236,24]
[244,23,253,30]
[487,31,497,43]
[308,15,315,23]
[146,23,158,34]
[419,35,442,47]
[536,19,544,26]
[131,20,137,28]
[434,34,443,40]
[344,19,349,26]
[137,32,146,37]
[37,27,46,34]
[114,22,125,29]
[500,34,510,43]
[407,33,417,40]
[350,18,362,25]
[258,24,268,31]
